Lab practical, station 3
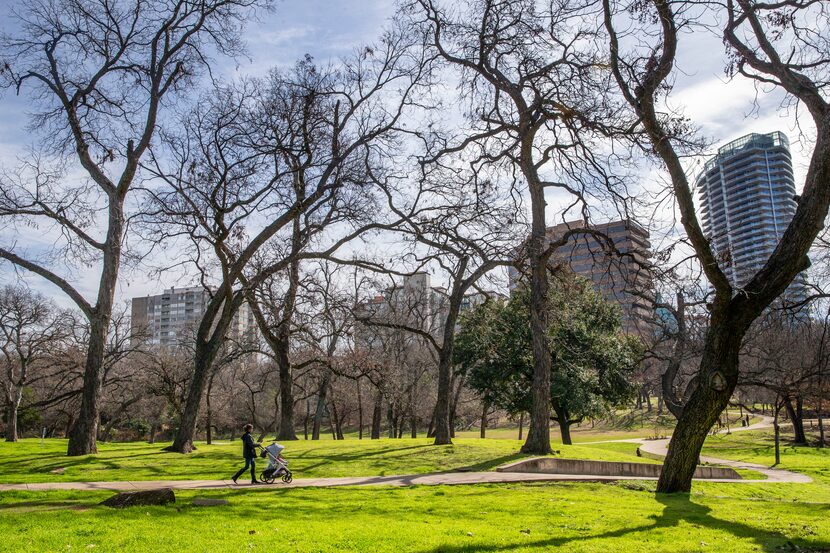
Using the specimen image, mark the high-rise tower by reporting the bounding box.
[696,131,806,302]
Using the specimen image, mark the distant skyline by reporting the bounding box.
[0,0,817,309]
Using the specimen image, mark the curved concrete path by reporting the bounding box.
[632,415,811,483]
[0,468,771,493]
[0,415,810,492]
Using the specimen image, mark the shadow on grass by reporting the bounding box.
[0,500,98,513]
[415,493,830,553]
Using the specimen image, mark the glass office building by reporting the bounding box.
[696,131,807,303]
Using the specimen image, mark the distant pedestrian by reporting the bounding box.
[231,424,261,485]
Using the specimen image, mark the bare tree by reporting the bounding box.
[144,35,431,452]
[0,286,68,441]
[359,166,520,444]
[0,0,268,455]
[603,0,830,491]
[412,0,635,453]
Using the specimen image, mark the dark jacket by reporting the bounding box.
[242,432,258,459]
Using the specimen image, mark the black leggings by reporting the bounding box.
[233,457,256,482]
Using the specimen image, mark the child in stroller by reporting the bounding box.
[258,441,293,484]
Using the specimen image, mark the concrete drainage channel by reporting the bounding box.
[497,458,742,480]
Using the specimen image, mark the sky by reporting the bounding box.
[0,0,817,311]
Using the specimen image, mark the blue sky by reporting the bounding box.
[0,0,816,309]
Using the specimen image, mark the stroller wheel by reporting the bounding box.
[260,472,276,485]
[281,470,293,484]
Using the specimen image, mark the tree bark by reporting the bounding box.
[371,390,382,439]
[784,396,807,444]
[518,412,524,441]
[552,403,573,445]
[205,373,214,445]
[67,313,110,455]
[522,161,553,454]
[410,406,417,439]
[4,389,21,442]
[330,399,344,440]
[774,398,782,466]
[657,318,743,493]
[433,263,467,446]
[312,372,331,441]
[387,402,396,439]
[479,401,488,439]
[357,379,364,440]
[168,289,244,453]
[5,399,18,442]
[303,399,310,440]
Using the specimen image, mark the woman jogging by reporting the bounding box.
[231,424,261,485]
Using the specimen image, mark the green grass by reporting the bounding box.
[0,437,657,483]
[1,431,828,552]
[1,482,828,552]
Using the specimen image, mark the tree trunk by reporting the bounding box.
[557,419,572,445]
[387,402,396,439]
[552,403,573,445]
[774,398,782,466]
[357,378,364,440]
[433,273,466,446]
[521,155,553,456]
[67,206,123,457]
[303,399,310,440]
[410,407,417,439]
[168,349,213,453]
[330,399,344,440]
[479,401,488,439]
[784,396,807,444]
[657,319,742,493]
[518,412,524,441]
[169,289,244,453]
[67,314,110,455]
[148,423,157,445]
[432,350,453,444]
[426,406,436,438]
[312,372,331,441]
[5,402,18,443]
[660,292,688,420]
[371,390,382,440]
[100,417,119,443]
[4,389,21,442]
[276,354,297,440]
[205,374,214,446]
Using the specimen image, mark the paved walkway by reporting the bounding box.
[0,469,778,493]
[633,416,811,483]
[0,415,810,492]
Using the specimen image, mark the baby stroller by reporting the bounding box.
[258,441,293,484]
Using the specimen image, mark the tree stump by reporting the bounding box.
[100,488,176,508]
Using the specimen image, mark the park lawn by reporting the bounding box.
[0,437,658,484]
[454,411,762,442]
[1,481,829,553]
